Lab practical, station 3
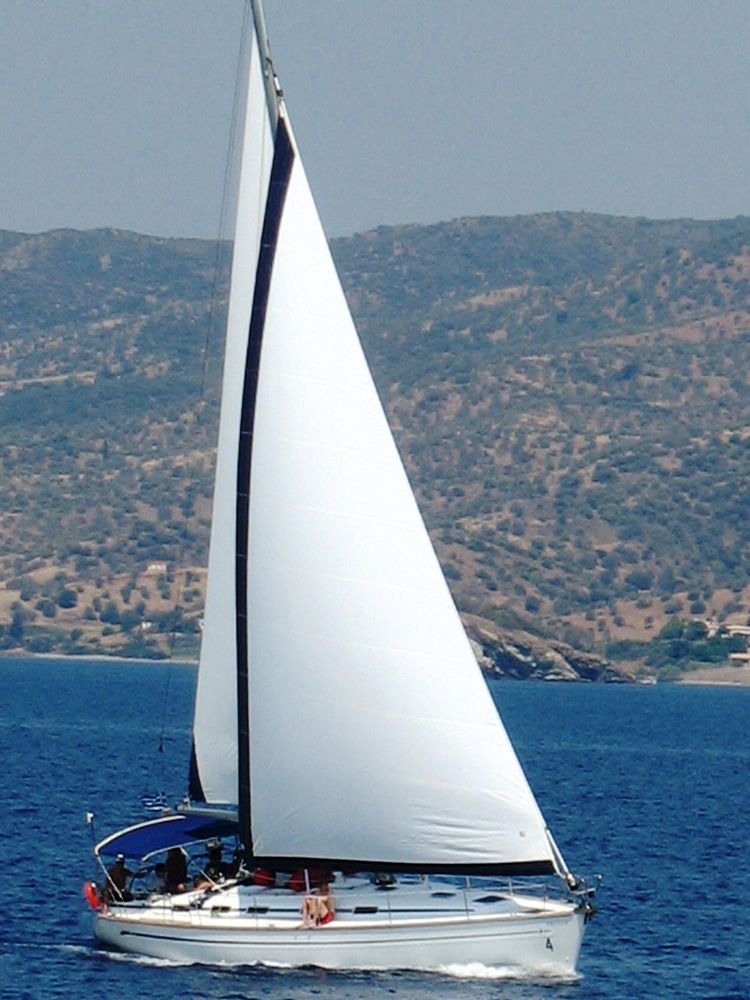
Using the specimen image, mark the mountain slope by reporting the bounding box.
[1,214,749,666]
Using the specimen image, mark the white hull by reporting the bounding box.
[92,881,586,974]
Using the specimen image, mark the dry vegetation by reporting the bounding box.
[2,214,750,674]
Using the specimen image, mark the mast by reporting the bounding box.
[250,0,281,133]
[236,0,294,859]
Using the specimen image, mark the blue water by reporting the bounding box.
[0,658,748,1000]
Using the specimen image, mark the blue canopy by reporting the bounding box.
[95,811,239,860]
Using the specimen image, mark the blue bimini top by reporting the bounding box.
[95,811,239,861]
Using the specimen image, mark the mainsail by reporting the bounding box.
[191,4,556,875]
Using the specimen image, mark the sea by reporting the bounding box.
[0,657,747,1000]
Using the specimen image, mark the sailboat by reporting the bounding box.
[85,0,596,973]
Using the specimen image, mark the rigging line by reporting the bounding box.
[156,1,253,783]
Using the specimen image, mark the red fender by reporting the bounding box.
[288,871,306,893]
[83,880,101,911]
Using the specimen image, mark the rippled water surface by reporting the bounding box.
[1,658,748,999]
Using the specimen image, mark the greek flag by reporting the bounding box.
[140,791,167,813]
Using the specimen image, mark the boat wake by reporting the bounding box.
[98,952,194,969]
[66,943,194,968]
[437,961,581,982]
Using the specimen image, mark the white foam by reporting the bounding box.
[437,961,581,982]
[94,948,196,968]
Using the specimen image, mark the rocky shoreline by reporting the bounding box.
[464,613,632,683]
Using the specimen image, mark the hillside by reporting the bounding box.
[1,214,750,674]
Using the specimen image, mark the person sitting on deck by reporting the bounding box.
[105,854,134,902]
[300,880,335,928]
[164,847,188,894]
[194,839,232,890]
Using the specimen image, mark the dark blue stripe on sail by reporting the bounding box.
[235,119,294,858]
[188,739,205,802]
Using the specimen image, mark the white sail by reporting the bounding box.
[192,8,555,873]
[245,147,552,871]
[191,21,274,804]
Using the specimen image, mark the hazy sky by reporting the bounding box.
[2,0,749,239]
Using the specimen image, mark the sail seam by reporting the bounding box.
[235,117,294,858]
